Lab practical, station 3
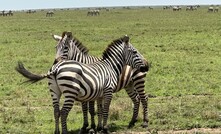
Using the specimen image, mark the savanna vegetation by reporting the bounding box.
[0,6,221,134]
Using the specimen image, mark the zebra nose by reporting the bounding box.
[140,65,149,72]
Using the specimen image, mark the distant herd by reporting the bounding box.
[0,5,219,17]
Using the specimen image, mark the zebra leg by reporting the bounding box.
[102,92,113,134]
[96,98,103,132]
[125,83,140,128]
[135,78,149,128]
[48,80,61,134]
[54,104,60,134]
[60,101,74,134]
[79,102,89,134]
[89,101,96,129]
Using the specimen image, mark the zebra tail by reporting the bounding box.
[15,61,51,84]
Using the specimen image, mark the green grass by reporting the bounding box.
[0,6,221,133]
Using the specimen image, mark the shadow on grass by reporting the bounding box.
[68,123,129,134]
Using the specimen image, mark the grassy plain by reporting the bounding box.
[0,6,221,133]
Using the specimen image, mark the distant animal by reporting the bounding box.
[46,11,54,17]
[15,32,149,134]
[26,10,36,14]
[214,7,219,12]
[163,6,171,10]
[208,6,214,12]
[186,6,198,11]
[173,6,181,11]
[1,10,13,16]
[149,7,153,10]
[87,10,100,16]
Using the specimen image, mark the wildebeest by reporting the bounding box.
[46,11,54,17]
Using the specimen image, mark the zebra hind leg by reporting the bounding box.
[79,102,89,134]
[60,103,74,134]
[89,101,96,133]
[54,104,60,134]
[96,98,103,132]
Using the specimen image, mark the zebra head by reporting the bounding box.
[53,31,88,64]
[53,31,73,64]
[122,36,149,72]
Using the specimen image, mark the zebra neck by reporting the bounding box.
[70,52,100,64]
[103,55,124,78]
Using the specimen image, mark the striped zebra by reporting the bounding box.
[16,32,149,134]
[52,32,149,133]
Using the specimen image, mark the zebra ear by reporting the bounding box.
[52,34,62,41]
[123,35,129,44]
[66,32,73,39]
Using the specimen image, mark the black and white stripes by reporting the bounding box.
[16,32,149,134]
[52,32,149,131]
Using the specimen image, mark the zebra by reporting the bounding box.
[46,10,54,17]
[186,6,198,11]
[173,6,181,11]
[1,10,13,16]
[87,10,100,16]
[214,6,219,12]
[208,6,214,12]
[26,10,36,14]
[15,32,149,134]
[52,32,149,133]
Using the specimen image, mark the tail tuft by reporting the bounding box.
[15,61,47,84]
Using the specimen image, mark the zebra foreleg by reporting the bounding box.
[133,77,149,128]
[89,101,96,129]
[102,92,113,134]
[96,98,103,132]
[140,94,148,128]
[125,84,140,128]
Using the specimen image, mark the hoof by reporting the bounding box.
[89,129,96,134]
[97,126,102,132]
[128,119,137,128]
[141,122,148,128]
[54,130,60,134]
[101,129,111,134]
[91,124,96,129]
[78,128,88,134]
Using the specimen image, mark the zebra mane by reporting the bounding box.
[61,31,89,54]
[102,37,124,59]
[72,37,89,54]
